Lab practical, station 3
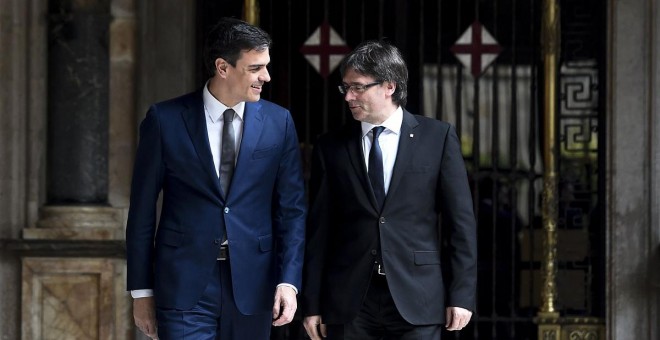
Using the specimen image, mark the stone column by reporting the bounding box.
[12,0,135,338]
[608,0,660,339]
[0,1,34,338]
[24,0,123,240]
[47,0,109,205]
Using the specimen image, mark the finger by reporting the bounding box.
[303,321,320,340]
[272,295,282,319]
[447,315,461,330]
[445,311,455,330]
[320,323,327,338]
[136,322,151,337]
[304,317,324,340]
[272,308,290,326]
[146,322,158,339]
[273,310,292,326]
[145,327,156,339]
[273,298,293,326]
[455,317,465,330]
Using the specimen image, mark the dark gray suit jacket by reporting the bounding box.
[302,110,477,325]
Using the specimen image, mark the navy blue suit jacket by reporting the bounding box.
[126,90,306,314]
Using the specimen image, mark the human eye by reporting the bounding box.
[353,84,366,92]
[248,65,263,73]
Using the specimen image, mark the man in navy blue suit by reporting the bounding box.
[126,17,306,339]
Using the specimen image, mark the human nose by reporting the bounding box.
[260,68,271,82]
[343,89,356,101]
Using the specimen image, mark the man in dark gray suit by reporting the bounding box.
[302,40,477,340]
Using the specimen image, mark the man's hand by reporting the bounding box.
[445,306,472,331]
[303,315,327,339]
[133,297,158,339]
[272,285,297,326]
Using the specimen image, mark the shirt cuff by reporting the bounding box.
[133,285,296,298]
[277,283,298,295]
[131,289,154,298]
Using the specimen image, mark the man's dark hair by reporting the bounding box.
[203,17,272,77]
[340,40,409,107]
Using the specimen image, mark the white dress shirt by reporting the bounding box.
[360,106,403,194]
[203,84,244,177]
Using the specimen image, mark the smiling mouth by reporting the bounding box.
[251,84,263,90]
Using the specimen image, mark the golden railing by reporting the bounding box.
[537,0,604,338]
[243,0,260,26]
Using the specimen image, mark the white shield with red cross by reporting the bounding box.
[451,21,502,78]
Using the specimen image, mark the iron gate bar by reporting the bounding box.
[455,0,463,141]
[491,0,501,336]
[509,0,520,338]
[436,0,444,121]
[418,0,426,114]
[528,0,541,334]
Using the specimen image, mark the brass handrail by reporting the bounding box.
[538,0,561,337]
[243,0,260,26]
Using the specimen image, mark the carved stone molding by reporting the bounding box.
[24,206,124,240]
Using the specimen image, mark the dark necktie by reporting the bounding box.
[220,109,236,197]
[368,126,385,209]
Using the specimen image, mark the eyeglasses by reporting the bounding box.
[338,81,383,95]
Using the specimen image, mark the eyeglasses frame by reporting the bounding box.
[337,81,383,95]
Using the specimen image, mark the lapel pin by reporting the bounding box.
[410,134,414,138]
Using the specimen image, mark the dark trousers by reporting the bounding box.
[156,260,271,340]
[326,274,441,340]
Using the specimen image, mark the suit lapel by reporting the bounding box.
[384,110,419,209]
[344,122,381,212]
[232,100,264,195]
[181,91,223,199]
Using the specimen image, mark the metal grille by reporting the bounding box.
[196,1,606,338]
[556,0,606,319]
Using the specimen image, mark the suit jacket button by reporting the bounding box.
[371,249,377,255]
[224,207,230,214]
[379,217,386,224]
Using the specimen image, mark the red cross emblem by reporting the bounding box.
[450,21,502,78]
[300,21,351,78]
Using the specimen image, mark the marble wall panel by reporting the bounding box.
[21,258,130,340]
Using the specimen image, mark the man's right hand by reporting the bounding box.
[303,315,327,339]
[133,297,158,339]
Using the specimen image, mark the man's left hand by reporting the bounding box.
[445,306,472,331]
[272,285,297,326]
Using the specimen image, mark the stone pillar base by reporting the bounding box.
[24,206,125,240]
[21,258,130,340]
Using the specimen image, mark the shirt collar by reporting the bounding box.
[361,106,403,139]
[203,81,245,123]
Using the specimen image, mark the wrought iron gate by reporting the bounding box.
[198,1,606,339]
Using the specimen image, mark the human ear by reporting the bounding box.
[215,58,229,77]
[385,81,396,95]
